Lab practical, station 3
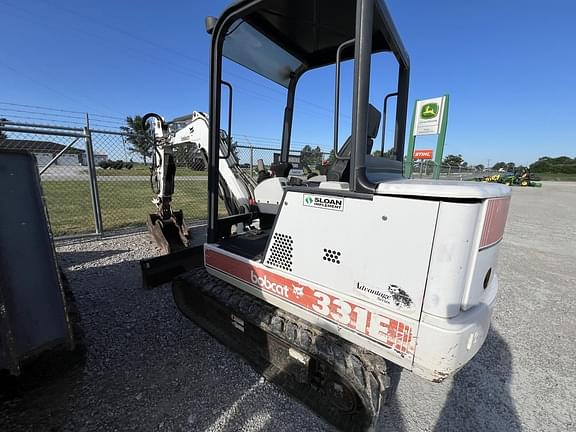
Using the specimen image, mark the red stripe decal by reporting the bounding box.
[480,197,510,249]
[205,249,414,355]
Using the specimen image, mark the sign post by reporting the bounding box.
[405,95,449,179]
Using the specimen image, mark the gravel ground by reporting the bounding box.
[1,182,575,431]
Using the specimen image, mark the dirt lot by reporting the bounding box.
[1,182,574,431]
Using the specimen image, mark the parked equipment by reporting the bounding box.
[141,1,511,430]
[478,168,542,187]
[0,150,76,375]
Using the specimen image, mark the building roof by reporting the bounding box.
[0,139,85,154]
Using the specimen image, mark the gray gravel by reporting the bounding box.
[1,182,575,431]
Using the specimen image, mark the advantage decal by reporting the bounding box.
[355,281,413,309]
[303,194,344,212]
[205,249,414,356]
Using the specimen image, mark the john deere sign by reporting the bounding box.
[414,96,446,136]
[405,95,450,180]
[420,103,439,119]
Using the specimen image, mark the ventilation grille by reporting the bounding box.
[266,233,293,272]
[323,248,341,264]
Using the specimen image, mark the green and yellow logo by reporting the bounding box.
[420,103,439,119]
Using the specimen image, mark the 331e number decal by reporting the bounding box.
[206,248,414,355]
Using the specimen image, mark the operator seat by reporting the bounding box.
[327,104,381,182]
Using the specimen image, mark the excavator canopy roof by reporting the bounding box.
[220,0,409,87]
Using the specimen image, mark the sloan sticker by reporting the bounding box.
[355,281,413,309]
[303,194,344,211]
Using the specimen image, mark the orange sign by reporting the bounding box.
[413,149,433,159]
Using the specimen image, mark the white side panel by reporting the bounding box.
[462,245,501,310]
[254,177,287,214]
[264,191,439,321]
[413,274,498,382]
[204,245,416,370]
[423,202,482,318]
[375,178,511,199]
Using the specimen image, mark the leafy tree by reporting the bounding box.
[443,154,465,166]
[530,156,576,174]
[0,118,7,143]
[327,149,336,164]
[474,164,485,171]
[121,115,152,164]
[300,145,323,169]
[505,162,516,172]
[492,161,506,170]
[372,148,396,159]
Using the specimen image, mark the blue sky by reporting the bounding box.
[1,0,574,166]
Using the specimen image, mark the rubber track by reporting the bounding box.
[174,268,398,432]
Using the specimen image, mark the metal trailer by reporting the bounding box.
[0,150,74,375]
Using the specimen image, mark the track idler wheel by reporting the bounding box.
[172,268,398,431]
[146,210,189,254]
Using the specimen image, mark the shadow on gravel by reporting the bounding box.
[433,327,521,432]
[58,249,131,267]
[379,363,407,432]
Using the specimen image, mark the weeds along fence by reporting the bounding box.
[0,116,485,238]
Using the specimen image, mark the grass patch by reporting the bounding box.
[533,172,576,181]
[42,179,209,236]
[96,165,207,176]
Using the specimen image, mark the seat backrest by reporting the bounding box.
[327,104,381,182]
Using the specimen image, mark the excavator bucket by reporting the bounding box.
[146,210,189,254]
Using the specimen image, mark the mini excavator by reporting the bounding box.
[140,1,511,430]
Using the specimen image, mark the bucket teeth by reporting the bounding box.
[146,211,189,254]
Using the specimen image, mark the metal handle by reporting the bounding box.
[220,80,233,159]
[333,38,355,160]
[380,92,398,156]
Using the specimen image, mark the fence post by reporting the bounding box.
[84,114,104,235]
[249,145,254,179]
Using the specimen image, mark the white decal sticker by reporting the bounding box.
[303,194,344,211]
[355,281,413,309]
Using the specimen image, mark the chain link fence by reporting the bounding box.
[1,116,493,239]
[0,118,211,237]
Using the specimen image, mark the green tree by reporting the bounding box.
[492,161,506,170]
[372,148,396,159]
[530,156,576,174]
[0,118,7,143]
[443,154,465,166]
[327,149,336,164]
[121,115,152,164]
[474,164,485,171]
[505,162,516,172]
[300,145,323,169]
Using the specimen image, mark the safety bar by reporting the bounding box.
[220,80,233,159]
[380,92,398,155]
[333,38,355,161]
